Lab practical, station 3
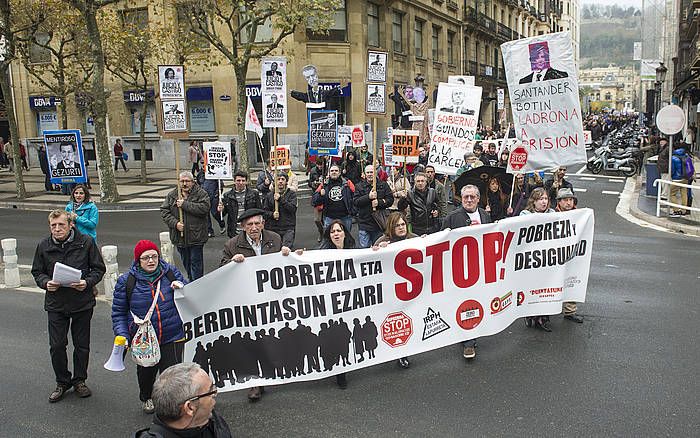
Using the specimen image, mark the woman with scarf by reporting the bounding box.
[65,184,99,241]
[484,177,509,221]
[111,240,187,413]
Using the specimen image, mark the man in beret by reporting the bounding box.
[262,173,298,248]
[555,188,583,323]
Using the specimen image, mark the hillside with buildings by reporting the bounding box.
[579,4,641,69]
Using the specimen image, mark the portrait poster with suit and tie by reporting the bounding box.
[44,129,87,184]
[428,82,482,175]
[308,110,338,156]
[262,92,288,128]
[366,84,386,114]
[261,57,288,128]
[161,100,187,132]
[501,32,586,173]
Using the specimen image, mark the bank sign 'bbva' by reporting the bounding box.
[175,209,594,392]
[501,32,587,173]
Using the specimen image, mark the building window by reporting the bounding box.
[307,0,347,41]
[392,11,403,53]
[368,3,380,47]
[36,111,58,135]
[176,6,210,49]
[29,33,52,64]
[130,106,158,134]
[187,87,216,132]
[447,31,455,65]
[414,19,424,58]
[121,7,148,30]
[432,25,440,61]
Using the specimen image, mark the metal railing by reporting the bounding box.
[653,179,699,217]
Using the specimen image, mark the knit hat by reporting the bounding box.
[134,240,160,261]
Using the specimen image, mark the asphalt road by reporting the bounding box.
[1,173,698,437]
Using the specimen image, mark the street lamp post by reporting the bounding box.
[655,62,668,131]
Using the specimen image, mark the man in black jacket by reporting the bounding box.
[262,173,298,248]
[312,163,355,233]
[441,185,491,360]
[218,171,261,238]
[31,210,106,403]
[397,172,440,235]
[354,164,394,248]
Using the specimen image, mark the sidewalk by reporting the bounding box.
[0,167,310,211]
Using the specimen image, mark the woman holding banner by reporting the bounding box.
[519,188,555,332]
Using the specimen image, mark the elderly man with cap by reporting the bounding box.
[554,188,584,323]
[262,172,298,248]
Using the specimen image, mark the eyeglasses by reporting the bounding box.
[185,387,218,403]
[139,255,159,262]
[394,222,407,228]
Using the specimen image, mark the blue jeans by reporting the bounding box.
[177,245,204,281]
[358,229,383,249]
[323,216,353,234]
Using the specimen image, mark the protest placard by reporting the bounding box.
[448,75,476,86]
[261,57,287,92]
[270,145,291,170]
[367,51,387,82]
[308,110,338,156]
[382,142,400,167]
[158,65,185,100]
[203,142,233,180]
[162,100,187,132]
[262,92,288,128]
[583,130,592,145]
[501,32,586,173]
[44,129,87,184]
[366,84,386,114]
[428,83,482,175]
[392,129,420,164]
[176,209,594,391]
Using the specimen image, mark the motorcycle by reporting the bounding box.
[586,146,638,176]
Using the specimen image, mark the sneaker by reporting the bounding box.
[463,346,476,359]
[564,314,584,323]
[669,212,681,218]
[49,385,69,403]
[142,398,155,414]
[73,382,92,398]
[397,357,410,369]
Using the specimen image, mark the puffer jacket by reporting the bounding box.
[65,201,99,241]
[160,184,210,247]
[111,260,186,346]
[671,148,688,180]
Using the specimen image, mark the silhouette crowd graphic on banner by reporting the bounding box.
[192,316,379,387]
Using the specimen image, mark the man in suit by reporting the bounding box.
[369,85,380,97]
[441,184,491,360]
[55,142,81,171]
[324,113,336,129]
[290,64,342,108]
[370,54,382,66]
[519,41,569,84]
[165,103,183,114]
[266,94,283,110]
[440,89,475,115]
[266,62,282,76]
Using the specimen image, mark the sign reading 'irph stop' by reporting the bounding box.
[381,311,413,347]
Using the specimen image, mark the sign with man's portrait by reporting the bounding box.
[43,129,87,184]
[158,65,185,100]
[261,57,287,92]
[367,50,387,82]
[308,110,338,156]
[262,92,288,128]
[448,75,476,86]
[366,84,386,114]
[162,100,187,132]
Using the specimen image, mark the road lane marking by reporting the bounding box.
[602,190,620,195]
[573,188,587,192]
[579,177,595,181]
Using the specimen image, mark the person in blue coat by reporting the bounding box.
[65,184,99,241]
[111,240,187,414]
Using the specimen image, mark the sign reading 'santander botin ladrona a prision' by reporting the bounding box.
[501,32,587,173]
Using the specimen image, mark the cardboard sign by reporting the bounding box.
[392,129,420,163]
[270,145,291,170]
[203,141,233,180]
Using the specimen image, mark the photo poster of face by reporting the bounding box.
[338,125,353,156]
[501,31,586,173]
[158,65,185,100]
[203,141,233,180]
[308,110,339,156]
[367,50,387,83]
[262,92,288,128]
[447,75,476,86]
[261,56,287,93]
[162,100,188,132]
[44,129,87,184]
[366,84,386,114]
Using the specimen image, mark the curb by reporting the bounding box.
[627,176,700,238]
[0,200,162,212]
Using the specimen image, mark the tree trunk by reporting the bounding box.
[0,68,26,199]
[235,65,249,172]
[139,98,148,183]
[81,3,119,202]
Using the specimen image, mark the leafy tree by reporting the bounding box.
[175,0,343,172]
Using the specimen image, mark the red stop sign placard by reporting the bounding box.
[455,299,484,330]
[352,127,364,145]
[509,146,528,171]
[381,311,413,347]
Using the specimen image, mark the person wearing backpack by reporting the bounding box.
[111,240,187,414]
[669,147,693,216]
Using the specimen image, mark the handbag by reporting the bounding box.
[130,282,162,367]
[122,152,129,161]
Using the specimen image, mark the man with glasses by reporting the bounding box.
[442,185,491,360]
[161,171,211,281]
[134,362,232,437]
[312,164,356,233]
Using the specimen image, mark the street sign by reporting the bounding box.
[381,311,413,347]
[655,105,686,135]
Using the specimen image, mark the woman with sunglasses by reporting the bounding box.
[112,240,187,414]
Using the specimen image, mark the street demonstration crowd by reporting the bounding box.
[32,134,588,437]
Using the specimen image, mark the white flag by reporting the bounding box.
[245,97,264,139]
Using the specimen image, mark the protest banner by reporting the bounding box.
[203,142,233,180]
[161,100,187,132]
[501,32,586,173]
[428,82,482,175]
[158,65,185,100]
[43,129,87,184]
[261,57,287,92]
[448,75,476,86]
[391,129,420,164]
[175,209,594,391]
[308,110,338,156]
[367,51,387,82]
[366,84,386,114]
[262,92,288,128]
[270,145,292,170]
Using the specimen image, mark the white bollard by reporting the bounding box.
[101,245,119,300]
[2,238,21,288]
[159,232,173,264]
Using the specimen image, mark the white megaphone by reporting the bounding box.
[104,335,127,372]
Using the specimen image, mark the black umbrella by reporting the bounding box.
[453,166,514,204]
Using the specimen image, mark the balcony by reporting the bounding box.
[468,60,478,75]
[446,0,458,11]
[498,23,514,41]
